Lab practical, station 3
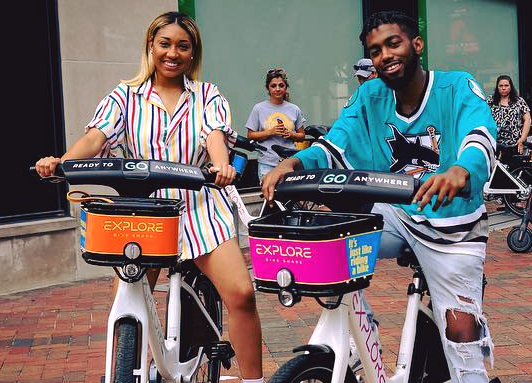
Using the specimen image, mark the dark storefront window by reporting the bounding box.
[1,0,66,224]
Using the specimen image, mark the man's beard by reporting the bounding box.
[378,48,420,90]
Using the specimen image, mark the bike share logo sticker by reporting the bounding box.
[125,161,149,171]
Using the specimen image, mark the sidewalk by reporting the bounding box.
[0,209,531,382]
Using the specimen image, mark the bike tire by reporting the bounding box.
[269,353,356,383]
[503,165,532,216]
[113,318,139,383]
[507,227,532,252]
[182,266,224,383]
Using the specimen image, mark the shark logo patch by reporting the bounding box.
[386,124,440,178]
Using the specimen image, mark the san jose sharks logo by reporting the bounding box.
[386,124,440,178]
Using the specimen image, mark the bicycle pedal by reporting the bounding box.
[205,340,235,368]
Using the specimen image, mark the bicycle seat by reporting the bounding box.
[396,244,419,268]
[272,145,299,159]
[305,125,329,139]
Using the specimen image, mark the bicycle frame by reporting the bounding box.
[305,270,437,383]
[104,268,222,383]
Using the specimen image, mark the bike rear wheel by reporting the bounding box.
[507,227,532,252]
[503,165,532,216]
[269,353,356,383]
[112,317,139,383]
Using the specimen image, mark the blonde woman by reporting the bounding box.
[35,11,263,383]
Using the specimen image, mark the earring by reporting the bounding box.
[149,49,153,55]
[191,56,194,60]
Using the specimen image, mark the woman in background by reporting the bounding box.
[246,68,306,181]
[487,74,531,162]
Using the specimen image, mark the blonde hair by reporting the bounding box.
[123,12,203,86]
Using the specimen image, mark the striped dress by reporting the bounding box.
[86,76,237,259]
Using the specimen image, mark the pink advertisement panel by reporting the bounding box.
[249,231,382,285]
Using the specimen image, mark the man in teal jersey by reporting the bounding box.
[262,11,496,383]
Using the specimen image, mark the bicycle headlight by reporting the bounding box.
[124,242,141,260]
[124,263,141,278]
[278,289,300,307]
[276,269,293,288]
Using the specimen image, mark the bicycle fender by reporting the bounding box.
[292,344,334,355]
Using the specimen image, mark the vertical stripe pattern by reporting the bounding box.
[85,76,236,259]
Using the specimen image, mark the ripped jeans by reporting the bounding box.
[371,203,494,383]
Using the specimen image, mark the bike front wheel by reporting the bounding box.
[507,227,532,252]
[112,318,139,383]
[269,353,356,383]
[503,165,532,216]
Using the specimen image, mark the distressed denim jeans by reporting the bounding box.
[370,203,493,383]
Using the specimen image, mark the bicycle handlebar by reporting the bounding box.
[274,169,421,211]
[273,169,472,212]
[30,158,208,197]
[271,145,299,159]
[234,135,266,152]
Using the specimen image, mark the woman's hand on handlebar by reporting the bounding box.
[209,163,236,188]
[261,157,302,203]
[412,165,470,212]
[35,156,61,178]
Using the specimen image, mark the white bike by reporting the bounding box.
[247,169,499,383]
[33,158,235,383]
[483,142,532,216]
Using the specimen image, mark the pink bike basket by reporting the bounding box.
[248,210,383,296]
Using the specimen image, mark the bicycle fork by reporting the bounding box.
[305,276,436,383]
[104,273,196,383]
[305,292,386,383]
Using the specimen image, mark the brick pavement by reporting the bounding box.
[1,224,532,382]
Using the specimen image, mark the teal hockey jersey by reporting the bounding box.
[295,71,497,248]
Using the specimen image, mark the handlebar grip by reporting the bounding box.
[29,164,65,178]
[202,168,217,184]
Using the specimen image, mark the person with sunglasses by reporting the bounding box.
[246,68,306,181]
[354,57,378,84]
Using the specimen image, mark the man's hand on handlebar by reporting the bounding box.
[35,156,62,178]
[412,165,470,212]
[261,158,303,203]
